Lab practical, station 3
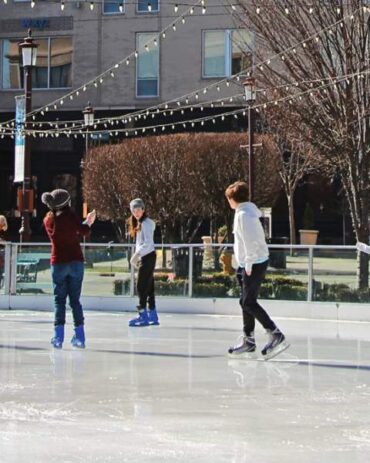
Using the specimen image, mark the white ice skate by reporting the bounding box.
[228,334,258,359]
[261,328,290,361]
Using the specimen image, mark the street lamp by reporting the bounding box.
[243,76,256,202]
[18,29,38,242]
[82,102,94,218]
[83,102,94,153]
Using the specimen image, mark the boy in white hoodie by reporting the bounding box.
[225,181,289,360]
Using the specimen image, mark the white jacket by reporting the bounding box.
[135,218,156,257]
[233,202,269,273]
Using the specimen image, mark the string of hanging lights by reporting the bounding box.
[0,3,364,130]
[2,68,368,139]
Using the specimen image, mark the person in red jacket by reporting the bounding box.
[42,189,96,349]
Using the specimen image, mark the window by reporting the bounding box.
[137,0,159,13]
[136,33,159,97]
[203,30,253,78]
[2,37,72,89]
[103,0,124,14]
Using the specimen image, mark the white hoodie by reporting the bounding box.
[233,202,269,273]
[135,217,156,257]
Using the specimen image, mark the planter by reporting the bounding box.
[299,229,319,245]
[219,250,234,275]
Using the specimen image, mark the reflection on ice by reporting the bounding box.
[0,311,370,462]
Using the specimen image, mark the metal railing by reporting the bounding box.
[0,242,366,303]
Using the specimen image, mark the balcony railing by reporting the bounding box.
[0,242,367,303]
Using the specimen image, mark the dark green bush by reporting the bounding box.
[155,279,188,296]
[196,272,233,289]
[154,272,173,282]
[193,282,228,297]
[277,285,307,301]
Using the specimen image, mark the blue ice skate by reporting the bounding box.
[71,325,85,349]
[51,325,64,349]
[147,308,160,326]
[129,308,149,327]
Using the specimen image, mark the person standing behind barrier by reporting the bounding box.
[225,181,289,360]
[42,189,96,349]
[128,198,159,327]
[356,242,370,255]
[0,215,8,241]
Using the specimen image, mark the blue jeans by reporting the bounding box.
[51,261,84,327]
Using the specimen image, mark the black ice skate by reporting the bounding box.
[228,334,257,359]
[261,328,290,360]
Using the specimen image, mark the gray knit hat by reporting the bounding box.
[130,198,145,212]
[41,189,71,211]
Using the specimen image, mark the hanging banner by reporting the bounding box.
[14,95,26,183]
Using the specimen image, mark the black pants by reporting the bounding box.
[137,251,156,310]
[236,260,276,336]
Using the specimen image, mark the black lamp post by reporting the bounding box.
[83,102,94,158]
[18,29,38,242]
[82,102,94,218]
[243,77,256,202]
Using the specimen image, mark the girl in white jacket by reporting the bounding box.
[128,198,159,327]
[225,181,289,360]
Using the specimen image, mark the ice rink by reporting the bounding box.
[1,310,370,463]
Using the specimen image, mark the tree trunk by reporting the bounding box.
[356,225,369,290]
[113,220,125,243]
[287,193,297,246]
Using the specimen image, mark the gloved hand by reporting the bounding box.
[356,242,370,254]
[130,252,141,269]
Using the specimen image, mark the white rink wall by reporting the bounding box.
[1,295,370,323]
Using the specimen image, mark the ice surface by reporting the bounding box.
[1,310,370,463]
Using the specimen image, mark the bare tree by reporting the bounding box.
[263,109,318,244]
[83,132,282,243]
[233,0,370,287]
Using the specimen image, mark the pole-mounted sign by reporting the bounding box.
[14,95,26,183]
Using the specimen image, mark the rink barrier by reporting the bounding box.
[0,242,368,316]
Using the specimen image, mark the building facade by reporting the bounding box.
[0,0,252,239]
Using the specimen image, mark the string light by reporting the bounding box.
[148,3,152,12]
[174,4,178,12]
[119,2,123,12]
[31,0,35,7]
[90,1,94,11]
[3,4,360,130]
[12,70,368,140]
[60,0,65,11]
